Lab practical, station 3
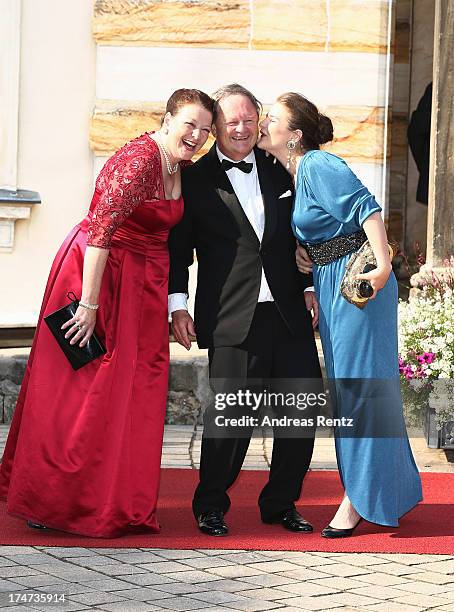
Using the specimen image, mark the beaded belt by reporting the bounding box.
[302,230,367,266]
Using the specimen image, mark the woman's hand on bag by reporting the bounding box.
[356,263,392,299]
[61,305,97,347]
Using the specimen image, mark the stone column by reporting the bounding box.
[0,0,39,253]
[411,0,454,288]
[0,0,21,191]
[427,0,454,267]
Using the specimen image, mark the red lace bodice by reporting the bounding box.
[86,134,187,249]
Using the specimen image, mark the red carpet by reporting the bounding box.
[1,470,453,553]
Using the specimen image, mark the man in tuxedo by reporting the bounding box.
[168,84,321,536]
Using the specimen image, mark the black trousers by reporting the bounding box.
[192,302,321,522]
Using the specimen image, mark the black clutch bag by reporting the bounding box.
[44,292,106,370]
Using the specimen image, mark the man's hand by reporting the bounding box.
[296,243,313,274]
[304,291,319,329]
[172,310,196,350]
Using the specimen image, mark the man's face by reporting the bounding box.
[214,94,259,161]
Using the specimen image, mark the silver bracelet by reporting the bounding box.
[79,300,99,310]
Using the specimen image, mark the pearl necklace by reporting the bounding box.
[156,134,179,175]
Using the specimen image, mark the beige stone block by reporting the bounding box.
[94,0,394,54]
[89,100,163,155]
[238,587,302,601]
[394,581,454,595]
[410,560,454,575]
[274,552,338,566]
[252,0,326,51]
[391,593,454,609]
[328,553,392,566]
[93,0,250,48]
[368,562,422,576]
[90,100,386,164]
[306,562,372,578]
[96,45,390,108]
[399,571,454,586]
[276,567,334,581]
[207,565,266,579]
[272,594,345,611]
[313,575,373,590]
[89,99,215,157]
[372,553,454,565]
[246,561,305,573]
[272,581,338,597]
[324,105,386,163]
[349,584,414,600]
[367,603,425,612]
[253,0,392,53]
[329,592,384,608]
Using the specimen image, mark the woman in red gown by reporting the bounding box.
[0,89,213,538]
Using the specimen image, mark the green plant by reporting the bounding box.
[398,260,454,429]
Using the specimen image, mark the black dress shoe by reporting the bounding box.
[264,508,313,532]
[27,520,48,530]
[197,510,228,536]
[321,518,363,538]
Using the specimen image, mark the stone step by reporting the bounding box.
[0,342,325,425]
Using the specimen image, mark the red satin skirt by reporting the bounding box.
[0,218,171,537]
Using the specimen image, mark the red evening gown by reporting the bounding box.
[0,134,184,537]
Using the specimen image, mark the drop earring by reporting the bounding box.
[286,140,296,170]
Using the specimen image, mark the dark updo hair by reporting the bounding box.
[165,88,215,118]
[277,92,334,150]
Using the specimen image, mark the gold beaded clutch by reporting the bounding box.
[340,241,397,309]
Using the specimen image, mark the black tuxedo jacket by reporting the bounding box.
[168,144,314,349]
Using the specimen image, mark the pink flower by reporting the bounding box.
[404,365,414,379]
[416,352,436,365]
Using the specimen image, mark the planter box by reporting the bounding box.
[424,407,454,449]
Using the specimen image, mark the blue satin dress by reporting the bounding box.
[292,150,422,526]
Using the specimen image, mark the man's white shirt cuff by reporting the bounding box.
[304,286,315,293]
[168,293,188,315]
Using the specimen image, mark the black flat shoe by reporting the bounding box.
[27,520,48,530]
[197,510,228,536]
[321,518,363,538]
[264,508,313,533]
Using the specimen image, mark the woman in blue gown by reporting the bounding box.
[258,92,422,537]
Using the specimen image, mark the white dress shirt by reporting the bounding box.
[168,147,312,315]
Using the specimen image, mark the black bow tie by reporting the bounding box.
[221,159,253,174]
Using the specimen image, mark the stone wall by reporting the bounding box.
[388,0,412,248]
[2,0,405,330]
[167,357,211,426]
[91,0,396,212]
[93,0,392,52]
[88,0,400,312]
[0,0,96,328]
[0,354,211,426]
[0,355,28,423]
[1,347,327,425]
[405,0,435,258]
